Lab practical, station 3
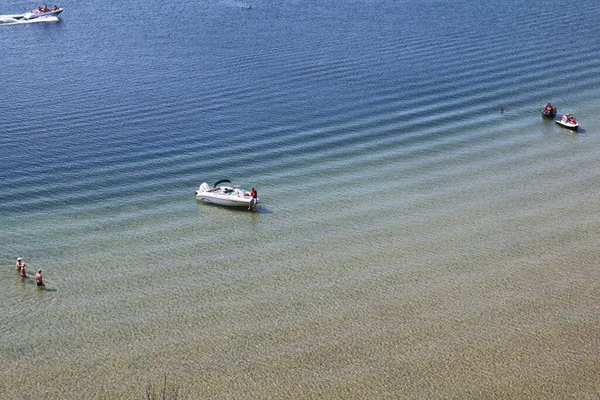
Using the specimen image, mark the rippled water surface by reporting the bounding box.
[1,0,600,398]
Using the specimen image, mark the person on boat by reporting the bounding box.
[35,270,45,287]
[248,187,258,211]
[16,257,24,271]
[20,263,27,279]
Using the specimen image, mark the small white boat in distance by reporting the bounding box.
[195,179,259,208]
[555,113,579,130]
[6,5,63,21]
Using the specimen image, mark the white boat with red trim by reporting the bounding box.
[555,113,579,130]
[5,5,63,21]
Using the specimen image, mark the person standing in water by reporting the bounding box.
[20,263,27,279]
[35,270,45,287]
[248,187,258,211]
[16,257,24,271]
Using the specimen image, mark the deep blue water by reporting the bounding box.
[1,0,600,397]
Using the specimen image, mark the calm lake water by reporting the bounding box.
[1,0,600,398]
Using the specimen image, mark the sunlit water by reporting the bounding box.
[1,0,599,398]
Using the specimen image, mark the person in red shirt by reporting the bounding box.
[248,187,258,211]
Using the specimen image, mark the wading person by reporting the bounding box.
[248,187,258,211]
[35,270,45,288]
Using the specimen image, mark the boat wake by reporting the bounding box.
[0,15,59,25]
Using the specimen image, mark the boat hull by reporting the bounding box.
[541,110,556,118]
[195,194,254,207]
[555,120,578,130]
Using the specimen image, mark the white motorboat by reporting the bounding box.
[6,6,63,21]
[555,113,579,130]
[25,7,62,19]
[195,179,259,208]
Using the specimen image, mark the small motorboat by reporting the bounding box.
[195,179,259,208]
[25,5,63,19]
[7,5,63,21]
[541,103,557,118]
[555,113,579,130]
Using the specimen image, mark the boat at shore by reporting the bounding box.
[541,103,556,118]
[555,113,579,130]
[195,179,259,208]
[4,5,62,21]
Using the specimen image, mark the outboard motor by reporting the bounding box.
[197,182,211,194]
